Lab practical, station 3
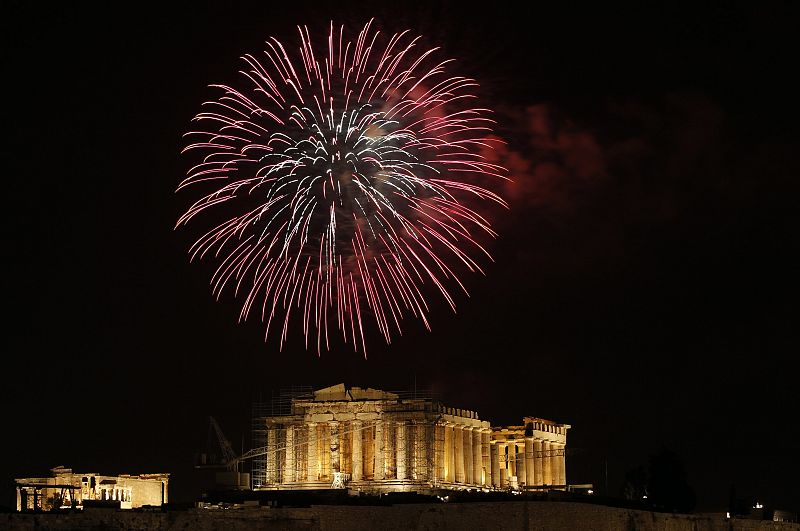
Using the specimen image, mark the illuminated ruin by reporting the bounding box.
[248,384,569,493]
[15,466,169,511]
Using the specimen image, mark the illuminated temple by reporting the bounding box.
[15,466,168,511]
[251,384,569,493]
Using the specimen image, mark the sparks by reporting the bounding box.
[177,20,510,355]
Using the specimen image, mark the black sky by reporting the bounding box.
[3,1,799,512]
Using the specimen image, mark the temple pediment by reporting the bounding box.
[313,383,399,402]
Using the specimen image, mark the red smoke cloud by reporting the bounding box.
[492,92,733,223]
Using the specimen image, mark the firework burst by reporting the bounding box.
[177,19,509,354]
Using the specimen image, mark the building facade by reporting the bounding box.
[15,466,169,511]
[251,384,569,493]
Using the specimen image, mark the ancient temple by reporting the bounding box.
[251,384,569,493]
[15,466,169,511]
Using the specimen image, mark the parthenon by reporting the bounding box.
[251,384,569,493]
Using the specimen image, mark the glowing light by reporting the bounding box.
[177,20,509,353]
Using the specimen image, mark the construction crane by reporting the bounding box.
[195,416,253,490]
[196,416,240,472]
[197,416,369,489]
[210,416,239,471]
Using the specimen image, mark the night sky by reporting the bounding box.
[4,1,799,512]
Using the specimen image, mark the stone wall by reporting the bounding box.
[123,476,166,507]
[5,501,799,531]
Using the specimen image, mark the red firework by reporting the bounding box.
[177,20,509,354]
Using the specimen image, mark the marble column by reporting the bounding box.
[285,425,295,483]
[364,421,374,479]
[525,436,535,488]
[481,430,490,485]
[339,425,346,476]
[464,427,473,484]
[387,420,396,479]
[534,439,544,485]
[352,420,363,481]
[454,425,465,483]
[472,428,482,486]
[517,442,527,487]
[396,421,407,480]
[555,442,566,486]
[446,424,455,482]
[374,420,385,480]
[266,425,276,483]
[307,423,317,482]
[490,443,500,487]
[435,423,445,482]
[329,421,340,478]
[542,440,552,485]
[416,421,429,481]
[509,442,517,479]
[551,442,560,486]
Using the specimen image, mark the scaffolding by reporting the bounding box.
[250,386,438,485]
[251,386,313,488]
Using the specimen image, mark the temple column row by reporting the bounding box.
[530,439,566,487]
[273,420,565,489]
[485,438,564,489]
[295,419,436,483]
[432,423,489,486]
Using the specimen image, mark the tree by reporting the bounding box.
[647,448,696,512]
[622,465,648,501]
